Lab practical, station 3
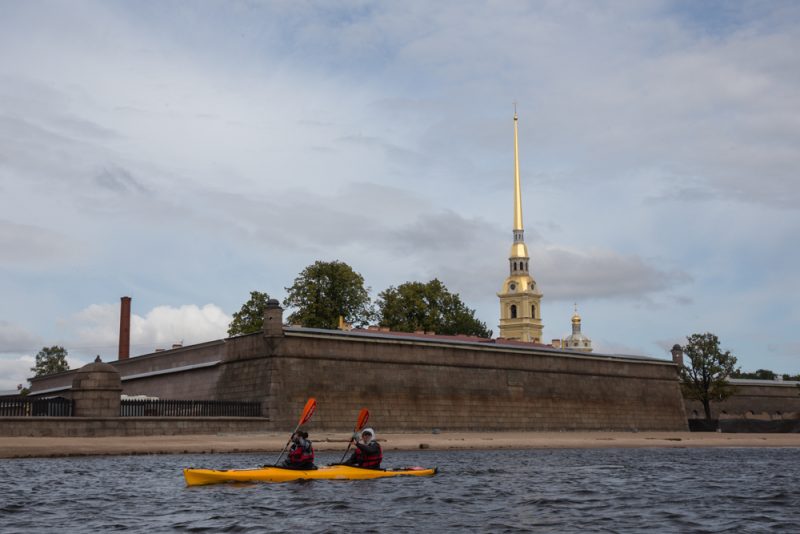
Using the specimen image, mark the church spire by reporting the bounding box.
[510,110,528,261]
[498,109,543,343]
[513,110,523,232]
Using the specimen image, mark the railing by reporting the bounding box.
[0,396,74,416]
[120,399,262,417]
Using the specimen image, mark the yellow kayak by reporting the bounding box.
[183,465,438,486]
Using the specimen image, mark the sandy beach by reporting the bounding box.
[2,431,799,459]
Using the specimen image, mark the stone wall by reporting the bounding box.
[122,366,222,400]
[29,341,225,398]
[0,417,270,437]
[26,318,690,432]
[201,328,686,432]
[685,379,800,420]
[71,359,121,417]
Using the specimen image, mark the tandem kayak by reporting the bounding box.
[183,465,437,486]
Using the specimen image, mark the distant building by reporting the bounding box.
[563,305,593,352]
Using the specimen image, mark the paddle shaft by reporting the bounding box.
[339,409,369,463]
[274,398,316,466]
[339,438,356,463]
[274,422,301,466]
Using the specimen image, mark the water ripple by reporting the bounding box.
[2,448,800,532]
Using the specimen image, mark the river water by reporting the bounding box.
[1,447,798,533]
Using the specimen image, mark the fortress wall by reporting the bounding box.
[26,328,689,432]
[260,332,688,431]
[28,340,226,397]
[0,417,270,438]
[212,335,276,420]
[121,366,222,400]
[685,382,800,420]
[112,340,225,375]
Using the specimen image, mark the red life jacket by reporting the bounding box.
[288,440,314,465]
[354,442,382,468]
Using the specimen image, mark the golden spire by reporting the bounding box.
[509,107,528,260]
[513,107,523,231]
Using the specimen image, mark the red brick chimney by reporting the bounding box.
[119,296,131,360]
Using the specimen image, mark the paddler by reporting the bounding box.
[282,431,316,470]
[343,427,383,469]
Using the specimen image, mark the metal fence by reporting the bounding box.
[120,399,262,417]
[0,396,74,416]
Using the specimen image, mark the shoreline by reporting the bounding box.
[2,431,800,459]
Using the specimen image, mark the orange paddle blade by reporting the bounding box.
[299,398,316,425]
[355,408,369,431]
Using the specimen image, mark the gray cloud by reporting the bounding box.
[0,1,798,374]
[0,320,40,354]
[94,166,149,195]
[0,220,77,266]
[390,210,505,254]
[535,247,692,301]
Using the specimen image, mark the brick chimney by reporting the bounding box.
[119,296,131,360]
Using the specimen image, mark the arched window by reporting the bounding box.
[510,305,517,318]
[531,305,536,318]
[513,261,517,271]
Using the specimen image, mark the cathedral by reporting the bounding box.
[497,112,591,351]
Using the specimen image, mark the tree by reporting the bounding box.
[731,368,776,380]
[228,291,272,336]
[377,279,492,338]
[283,260,374,329]
[678,333,738,420]
[30,346,69,377]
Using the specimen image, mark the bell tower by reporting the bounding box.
[497,111,543,342]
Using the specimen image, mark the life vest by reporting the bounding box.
[288,440,315,465]
[354,442,382,468]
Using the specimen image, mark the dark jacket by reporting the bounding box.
[343,440,382,468]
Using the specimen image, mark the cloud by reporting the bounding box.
[0,355,34,392]
[391,210,506,255]
[0,220,78,267]
[535,246,692,301]
[94,166,149,195]
[0,321,40,354]
[64,302,231,357]
[0,1,798,375]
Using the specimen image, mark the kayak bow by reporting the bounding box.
[183,465,437,486]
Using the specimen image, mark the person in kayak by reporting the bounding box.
[343,427,383,469]
[282,431,316,470]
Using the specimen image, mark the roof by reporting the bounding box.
[728,378,800,387]
[284,326,666,364]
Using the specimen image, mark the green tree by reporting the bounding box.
[283,260,374,329]
[227,291,272,336]
[678,332,738,420]
[377,279,492,338]
[731,368,776,380]
[30,346,70,377]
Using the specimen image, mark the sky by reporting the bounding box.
[1,0,799,391]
